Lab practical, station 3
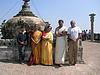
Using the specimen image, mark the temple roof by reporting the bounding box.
[1,0,46,39]
[7,16,44,26]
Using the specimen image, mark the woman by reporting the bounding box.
[55,20,68,67]
[28,25,42,65]
[41,25,53,65]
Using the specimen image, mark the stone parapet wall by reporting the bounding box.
[0,39,31,61]
[0,39,84,63]
[0,39,17,47]
[0,46,31,61]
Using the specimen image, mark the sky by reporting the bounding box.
[0,0,100,33]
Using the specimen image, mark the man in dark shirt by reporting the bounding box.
[17,28,28,64]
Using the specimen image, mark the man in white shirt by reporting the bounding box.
[68,20,82,65]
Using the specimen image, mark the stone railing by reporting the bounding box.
[0,39,31,61]
[0,39,84,64]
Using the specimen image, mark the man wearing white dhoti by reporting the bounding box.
[55,20,68,67]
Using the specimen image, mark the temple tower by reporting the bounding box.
[1,0,45,39]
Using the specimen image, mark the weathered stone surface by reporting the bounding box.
[1,0,46,39]
[0,47,31,61]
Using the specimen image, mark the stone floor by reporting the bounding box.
[0,41,100,75]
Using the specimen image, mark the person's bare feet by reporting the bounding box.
[59,64,63,67]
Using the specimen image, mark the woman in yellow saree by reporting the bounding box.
[41,25,53,65]
[28,25,42,65]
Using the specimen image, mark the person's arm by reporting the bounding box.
[17,34,20,43]
[55,28,61,37]
[31,32,42,44]
[61,26,68,36]
[76,33,82,41]
[67,28,71,40]
[49,32,53,43]
[44,32,53,43]
[17,34,24,45]
[76,27,82,41]
[62,31,67,36]
[31,37,41,44]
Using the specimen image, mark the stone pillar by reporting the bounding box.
[89,13,96,42]
[77,39,84,64]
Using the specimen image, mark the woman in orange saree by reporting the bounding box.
[28,25,42,65]
[41,25,53,65]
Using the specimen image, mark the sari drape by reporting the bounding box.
[41,32,53,65]
[28,30,42,65]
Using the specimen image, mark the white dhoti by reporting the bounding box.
[55,36,67,64]
[55,26,68,64]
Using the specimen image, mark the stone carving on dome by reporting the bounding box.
[1,16,45,39]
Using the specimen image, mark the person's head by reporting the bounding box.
[20,27,25,32]
[34,24,39,30]
[45,25,52,32]
[19,27,26,34]
[31,27,35,33]
[58,19,64,27]
[70,20,76,28]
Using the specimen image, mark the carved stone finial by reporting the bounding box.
[15,0,35,16]
[23,0,30,2]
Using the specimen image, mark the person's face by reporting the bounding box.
[46,27,52,32]
[58,21,63,27]
[21,28,25,32]
[35,25,39,30]
[70,21,75,28]
[31,28,35,33]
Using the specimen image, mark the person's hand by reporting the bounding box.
[58,32,63,35]
[20,42,24,45]
[43,37,49,40]
[56,33,61,37]
[33,43,38,47]
[62,31,67,35]
[76,38,79,42]
[42,36,46,40]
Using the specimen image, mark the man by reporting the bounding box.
[68,20,82,65]
[55,20,68,67]
[17,28,28,64]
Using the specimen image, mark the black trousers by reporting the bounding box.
[18,45,26,62]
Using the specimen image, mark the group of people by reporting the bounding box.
[82,30,88,41]
[17,19,82,67]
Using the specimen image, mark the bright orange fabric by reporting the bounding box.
[31,30,42,64]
